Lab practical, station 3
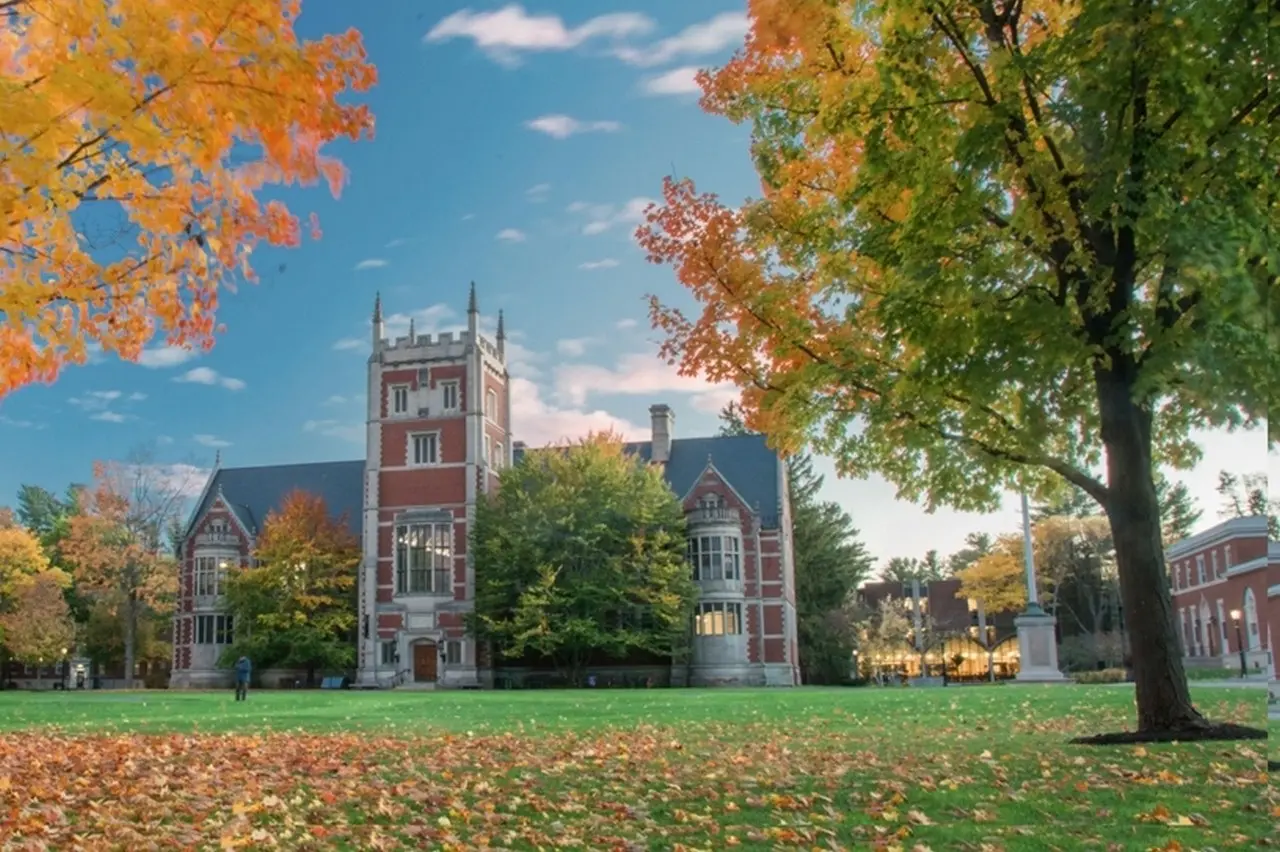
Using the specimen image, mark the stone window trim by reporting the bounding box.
[390,384,410,416]
[485,388,497,422]
[441,380,460,413]
[408,431,441,467]
[394,516,454,596]
[694,601,744,636]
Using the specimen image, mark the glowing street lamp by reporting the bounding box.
[1229,609,1246,678]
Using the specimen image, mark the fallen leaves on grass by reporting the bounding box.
[0,717,1273,850]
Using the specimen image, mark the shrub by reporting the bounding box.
[1183,666,1237,681]
[1072,668,1128,684]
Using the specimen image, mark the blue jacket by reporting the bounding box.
[234,657,252,682]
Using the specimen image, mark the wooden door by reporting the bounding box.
[413,643,438,682]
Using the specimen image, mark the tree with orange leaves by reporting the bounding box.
[0,572,76,669]
[220,489,360,686]
[0,0,376,397]
[638,0,1273,739]
[62,451,193,686]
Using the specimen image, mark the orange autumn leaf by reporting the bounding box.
[0,571,75,664]
[0,0,376,397]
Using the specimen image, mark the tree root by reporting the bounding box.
[1070,721,1266,746]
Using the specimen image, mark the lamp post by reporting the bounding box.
[1229,609,1246,678]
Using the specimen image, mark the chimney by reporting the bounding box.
[649,404,674,464]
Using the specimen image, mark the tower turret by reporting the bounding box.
[372,292,384,353]
[468,281,479,335]
[496,309,506,358]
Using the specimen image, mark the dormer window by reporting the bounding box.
[699,494,725,510]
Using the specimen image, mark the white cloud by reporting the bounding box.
[303,419,365,444]
[194,434,231,449]
[462,213,477,221]
[156,435,174,445]
[579,258,619,270]
[385,238,409,248]
[117,462,210,499]
[526,183,551,201]
[333,338,365,352]
[555,337,595,358]
[325,395,352,406]
[496,228,528,243]
[136,345,197,369]
[615,318,639,330]
[509,376,647,448]
[569,197,654,235]
[525,115,621,139]
[613,12,748,67]
[70,390,145,422]
[425,6,654,66]
[174,367,246,391]
[355,258,388,271]
[641,66,703,97]
[553,351,736,413]
[381,303,459,342]
[0,414,39,428]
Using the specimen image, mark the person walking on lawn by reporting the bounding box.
[234,656,252,701]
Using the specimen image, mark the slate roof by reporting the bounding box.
[187,433,783,542]
[188,460,365,538]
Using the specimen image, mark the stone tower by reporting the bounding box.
[355,285,512,687]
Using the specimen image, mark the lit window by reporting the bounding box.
[410,433,439,466]
[391,385,409,415]
[194,556,230,596]
[694,602,743,636]
[441,381,460,412]
[395,522,452,595]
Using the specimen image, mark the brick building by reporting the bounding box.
[169,286,800,689]
[1167,515,1274,678]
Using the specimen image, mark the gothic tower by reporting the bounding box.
[356,285,512,687]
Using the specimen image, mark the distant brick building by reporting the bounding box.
[857,578,1020,680]
[1167,515,1274,678]
[169,286,800,689]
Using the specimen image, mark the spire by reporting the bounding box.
[372,291,385,353]
[214,450,221,468]
[408,316,416,343]
[467,281,479,335]
[373,291,382,322]
[496,310,505,341]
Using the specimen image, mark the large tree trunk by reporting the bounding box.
[1095,369,1205,732]
[123,594,137,691]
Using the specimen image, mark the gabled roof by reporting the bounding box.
[189,460,364,538]
[516,433,783,520]
[188,433,784,544]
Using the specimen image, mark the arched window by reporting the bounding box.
[1243,587,1260,651]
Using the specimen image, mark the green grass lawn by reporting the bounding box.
[0,685,1273,849]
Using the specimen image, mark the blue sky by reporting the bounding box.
[0,2,1268,568]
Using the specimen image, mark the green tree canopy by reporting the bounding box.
[638,0,1273,735]
[470,433,697,684]
[221,489,360,684]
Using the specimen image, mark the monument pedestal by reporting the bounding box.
[1014,609,1068,683]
